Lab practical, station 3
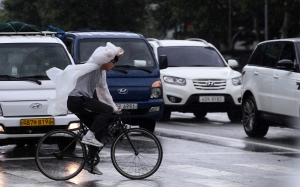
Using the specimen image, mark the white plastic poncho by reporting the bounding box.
[46,42,123,116]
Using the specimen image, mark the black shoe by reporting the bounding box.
[83,163,103,175]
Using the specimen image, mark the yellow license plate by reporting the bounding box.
[20,118,55,126]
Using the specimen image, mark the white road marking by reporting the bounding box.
[6,185,53,187]
[184,178,251,187]
[3,170,53,182]
[162,151,300,156]
[235,164,300,175]
[166,165,240,177]
[98,180,153,187]
[156,127,300,152]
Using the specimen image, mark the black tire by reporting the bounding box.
[159,108,171,121]
[139,119,156,133]
[227,109,242,122]
[242,96,269,137]
[111,128,163,179]
[193,111,207,118]
[35,130,86,181]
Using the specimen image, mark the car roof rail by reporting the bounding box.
[186,38,209,45]
[147,38,163,46]
[0,31,57,37]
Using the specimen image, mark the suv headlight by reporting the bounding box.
[163,76,186,86]
[151,81,162,98]
[232,76,242,86]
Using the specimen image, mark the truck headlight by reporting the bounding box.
[151,81,162,98]
[163,76,186,86]
[232,76,241,86]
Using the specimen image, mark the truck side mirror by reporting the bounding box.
[159,55,168,70]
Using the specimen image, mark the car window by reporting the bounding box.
[248,44,267,66]
[261,42,281,68]
[0,43,71,77]
[157,46,226,67]
[279,42,295,62]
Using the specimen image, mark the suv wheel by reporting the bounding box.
[193,111,207,118]
[227,109,242,122]
[159,108,171,121]
[139,119,156,133]
[242,96,269,137]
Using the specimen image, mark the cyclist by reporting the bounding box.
[46,42,123,174]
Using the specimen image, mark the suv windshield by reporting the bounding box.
[79,39,155,68]
[157,46,226,67]
[0,43,71,78]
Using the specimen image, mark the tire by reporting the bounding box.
[159,108,171,121]
[35,130,86,181]
[227,109,242,122]
[139,119,156,133]
[193,111,207,118]
[111,128,163,179]
[242,96,269,137]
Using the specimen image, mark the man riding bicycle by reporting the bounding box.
[46,42,124,175]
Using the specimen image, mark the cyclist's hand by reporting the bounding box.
[114,109,122,114]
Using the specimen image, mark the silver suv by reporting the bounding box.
[242,39,300,137]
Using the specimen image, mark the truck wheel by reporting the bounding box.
[139,119,156,133]
[159,108,171,121]
[227,109,242,122]
[193,111,207,118]
[242,96,269,137]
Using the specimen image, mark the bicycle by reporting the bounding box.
[35,110,163,181]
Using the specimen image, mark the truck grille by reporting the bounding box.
[193,79,226,90]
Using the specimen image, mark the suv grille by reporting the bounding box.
[193,79,226,90]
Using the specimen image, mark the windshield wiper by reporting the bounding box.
[112,69,128,74]
[21,75,49,79]
[0,75,42,85]
[116,65,152,73]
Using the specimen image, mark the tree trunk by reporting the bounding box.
[253,16,259,42]
[281,12,290,38]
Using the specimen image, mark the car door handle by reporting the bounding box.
[273,75,279,79]
[254,71,259,75]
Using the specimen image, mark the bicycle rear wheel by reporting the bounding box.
[111,128,163,179]
[35,130,86,181]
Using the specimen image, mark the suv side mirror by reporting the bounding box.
[159,55,168,70]
[277,59,294,70]
[228,59,238,68]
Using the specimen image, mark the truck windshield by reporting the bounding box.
[0,43,71,78]
[157,46,226,67]
[79,39,156,68]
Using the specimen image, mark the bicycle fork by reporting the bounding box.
[119,121,139,156]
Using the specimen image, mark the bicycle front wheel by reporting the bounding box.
[111,128,163,179]
[35,130,86,181]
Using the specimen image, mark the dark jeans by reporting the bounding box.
[67,96,114,139]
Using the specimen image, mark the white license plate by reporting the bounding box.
[199,96,225,102]
[116,103,138,109]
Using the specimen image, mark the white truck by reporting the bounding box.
[0,30,79,146]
